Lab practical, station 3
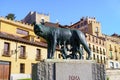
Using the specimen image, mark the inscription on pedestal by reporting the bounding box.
[69,75,80,80]
[55,63,93,80]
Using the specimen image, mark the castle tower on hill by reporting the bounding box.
[22,11,50,24]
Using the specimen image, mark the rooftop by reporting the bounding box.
[0,31,47,48]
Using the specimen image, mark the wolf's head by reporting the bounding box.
[34,24,44,37]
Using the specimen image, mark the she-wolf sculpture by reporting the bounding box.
[34,24,91,59]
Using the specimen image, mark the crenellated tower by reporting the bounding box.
[71,17,102,37]
[22,11,50,24]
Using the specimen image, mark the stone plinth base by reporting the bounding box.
[106,69,120,80]
[32,59,106,80]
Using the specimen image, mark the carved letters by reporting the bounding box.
[69,75,80,80]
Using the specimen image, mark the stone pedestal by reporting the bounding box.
[32,59,106,80]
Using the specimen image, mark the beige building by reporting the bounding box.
[69,17,106,64]
[70,17,120,69]
[105,34,120,68]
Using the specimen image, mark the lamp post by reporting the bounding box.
[13,42,21,62]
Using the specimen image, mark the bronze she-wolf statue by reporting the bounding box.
[34,23,91,59]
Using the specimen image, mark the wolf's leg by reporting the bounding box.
[47,42,52,59]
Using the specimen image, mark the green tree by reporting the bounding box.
[5,13,16,20]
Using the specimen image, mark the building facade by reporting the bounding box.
[0,17,60,80]
[1,12,120,80]
[70,17,120,69]
[22,11,50,24]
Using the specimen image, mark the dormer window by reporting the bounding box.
[16,28,29,36]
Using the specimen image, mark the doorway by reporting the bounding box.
[0,61,11,80]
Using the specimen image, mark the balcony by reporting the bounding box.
[2,50,11,57]
[95,31,99,34]
[97,49,99,53]
[36,56,41,61]
[103,51,105,55]
[100,50,102,54]
[19,52,27,59]
[115,57,118,61]
[109,56,113,59]
[109,47,113,51]
[115,49,117,52]
[93,48,95,52]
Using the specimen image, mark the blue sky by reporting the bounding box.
[0,0,120,35]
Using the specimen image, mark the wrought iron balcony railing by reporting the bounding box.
[36,56,41,61]
[19,52,27,59]
[109,47,113,51]
[2,50,11,57]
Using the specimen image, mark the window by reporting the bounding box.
[76,25,80,28]
[96,38,98,43]
[104,57,106,64]
[16,28,29,36]
[3,42,10,56]
[20,63,25,73]
[114,46,117,52]
[93,45,95,52]
[103,49,105,55]
[103,41,104,46]
[95,27,99,36]
[58,54,62,58]
[99,40,101,44]
[110,62,114,68]
[109,44,112,51]
[89,35,91,41]
[89,44,91,50]
[92,36,94,42]
[95,27,98,32]
[100,56,102,63]
[93,54,95,60]
[96,46,99,53]
[19,46,26,58]
[110,51,112,59]
[100,48,102,54]
[116,63,118,68]
[97,55,99,63]
[36,49,41,60]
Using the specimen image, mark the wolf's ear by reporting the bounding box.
[32,22,36,26]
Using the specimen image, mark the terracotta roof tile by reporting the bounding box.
[0,32,47,48]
